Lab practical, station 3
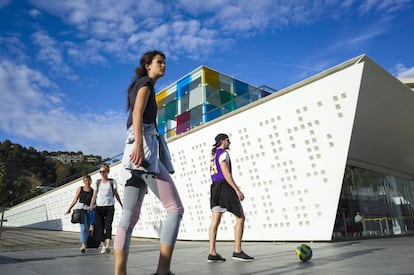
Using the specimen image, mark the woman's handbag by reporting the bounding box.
[71,209,84,224]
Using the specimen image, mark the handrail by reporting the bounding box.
[1,207,8,230]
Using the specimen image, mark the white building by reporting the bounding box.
[3,54,414,241]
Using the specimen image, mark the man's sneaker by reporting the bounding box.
[232,250,254,261]
[100,246,106,254]
[207,253,226,263]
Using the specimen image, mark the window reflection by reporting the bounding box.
[333,166,414,239]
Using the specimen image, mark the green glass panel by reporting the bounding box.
[219,91,235,104]
[165,100,177,120]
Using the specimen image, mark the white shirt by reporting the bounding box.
[92,179,117,206]
[219,150,230,163]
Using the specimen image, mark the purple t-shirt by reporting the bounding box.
[210,148,231,182]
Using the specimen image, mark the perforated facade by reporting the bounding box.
[4,55,414,241]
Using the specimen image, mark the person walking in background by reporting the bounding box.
[66,175,94,253]
[113,50,184,275]
[208,133,254,262]
[354,211,363,236]
[90,163,123,254]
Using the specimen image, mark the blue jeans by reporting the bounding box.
[79,210,90,243]
[89,210,96,225]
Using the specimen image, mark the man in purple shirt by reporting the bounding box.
[207,133,254,263]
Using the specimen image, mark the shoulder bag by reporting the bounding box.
[71,209,84,224]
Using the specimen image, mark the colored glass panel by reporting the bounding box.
[206,86,221,106]
[233,79,250,96]
[156,89,168,108]
[157,111,166,124]
[220,91,236,112]
[202,67,220,89]
[190,105,203,127]
[219,74,232,94]
[177,75,191,100]
[165,100,177,120]
[166,128,176,138]
[189,86,204,109]
[180,92,190,112]
[176,111,191,134]
[189,76,202,90]
[234,95,250,109]
[220,90,235,104]
[204,104,222,122]
[157,122,166,135]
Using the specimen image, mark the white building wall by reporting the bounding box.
[4,58,370,241]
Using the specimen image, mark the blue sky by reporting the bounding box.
[1,0,413,159]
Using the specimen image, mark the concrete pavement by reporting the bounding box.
[0,227,413,275]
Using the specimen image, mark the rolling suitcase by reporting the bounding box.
[86,226,100,248]
[86,210,100,249]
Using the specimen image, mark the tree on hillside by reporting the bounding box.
[55,162,74,186]
[0,162,6,206]
[0,139,103,206]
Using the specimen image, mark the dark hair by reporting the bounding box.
[211,133,229,155]
[127,50,166,110]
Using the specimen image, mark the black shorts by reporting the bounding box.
[210,180,243,218]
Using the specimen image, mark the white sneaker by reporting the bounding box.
[100,246,106,254]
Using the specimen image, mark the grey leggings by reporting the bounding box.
[114,163,184,251]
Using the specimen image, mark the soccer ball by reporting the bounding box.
[296,244,312,262]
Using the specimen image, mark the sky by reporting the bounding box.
[1,0,414,159]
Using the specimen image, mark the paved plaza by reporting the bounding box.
[0,227,413,275]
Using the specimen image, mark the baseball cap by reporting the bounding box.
[213,133,229,146]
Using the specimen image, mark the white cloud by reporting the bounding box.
[26,0,410,65]
[31,31,78,80]
[0,59,125,157]
[359,0,413,17]
[28,9,41,17]
[327,26,387,51]
[347,28,387,45]
[396,63,414,78]
[0,35,28,64]
[65,40,110,66]
[2,0,409,158]
[29,0,163,34]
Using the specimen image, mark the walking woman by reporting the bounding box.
[114,50,184,275]
[66,175,93,253]
[90,163,123,254]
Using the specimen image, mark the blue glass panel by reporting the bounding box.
[233,79,249,96]
[204,104,222,122]
[157,122,166,135]
[177,75,192,100]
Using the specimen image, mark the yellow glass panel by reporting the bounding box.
[167,128,176,138]
[202,67,220,89]
[156,89,168,103]
[156,89,169,109]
